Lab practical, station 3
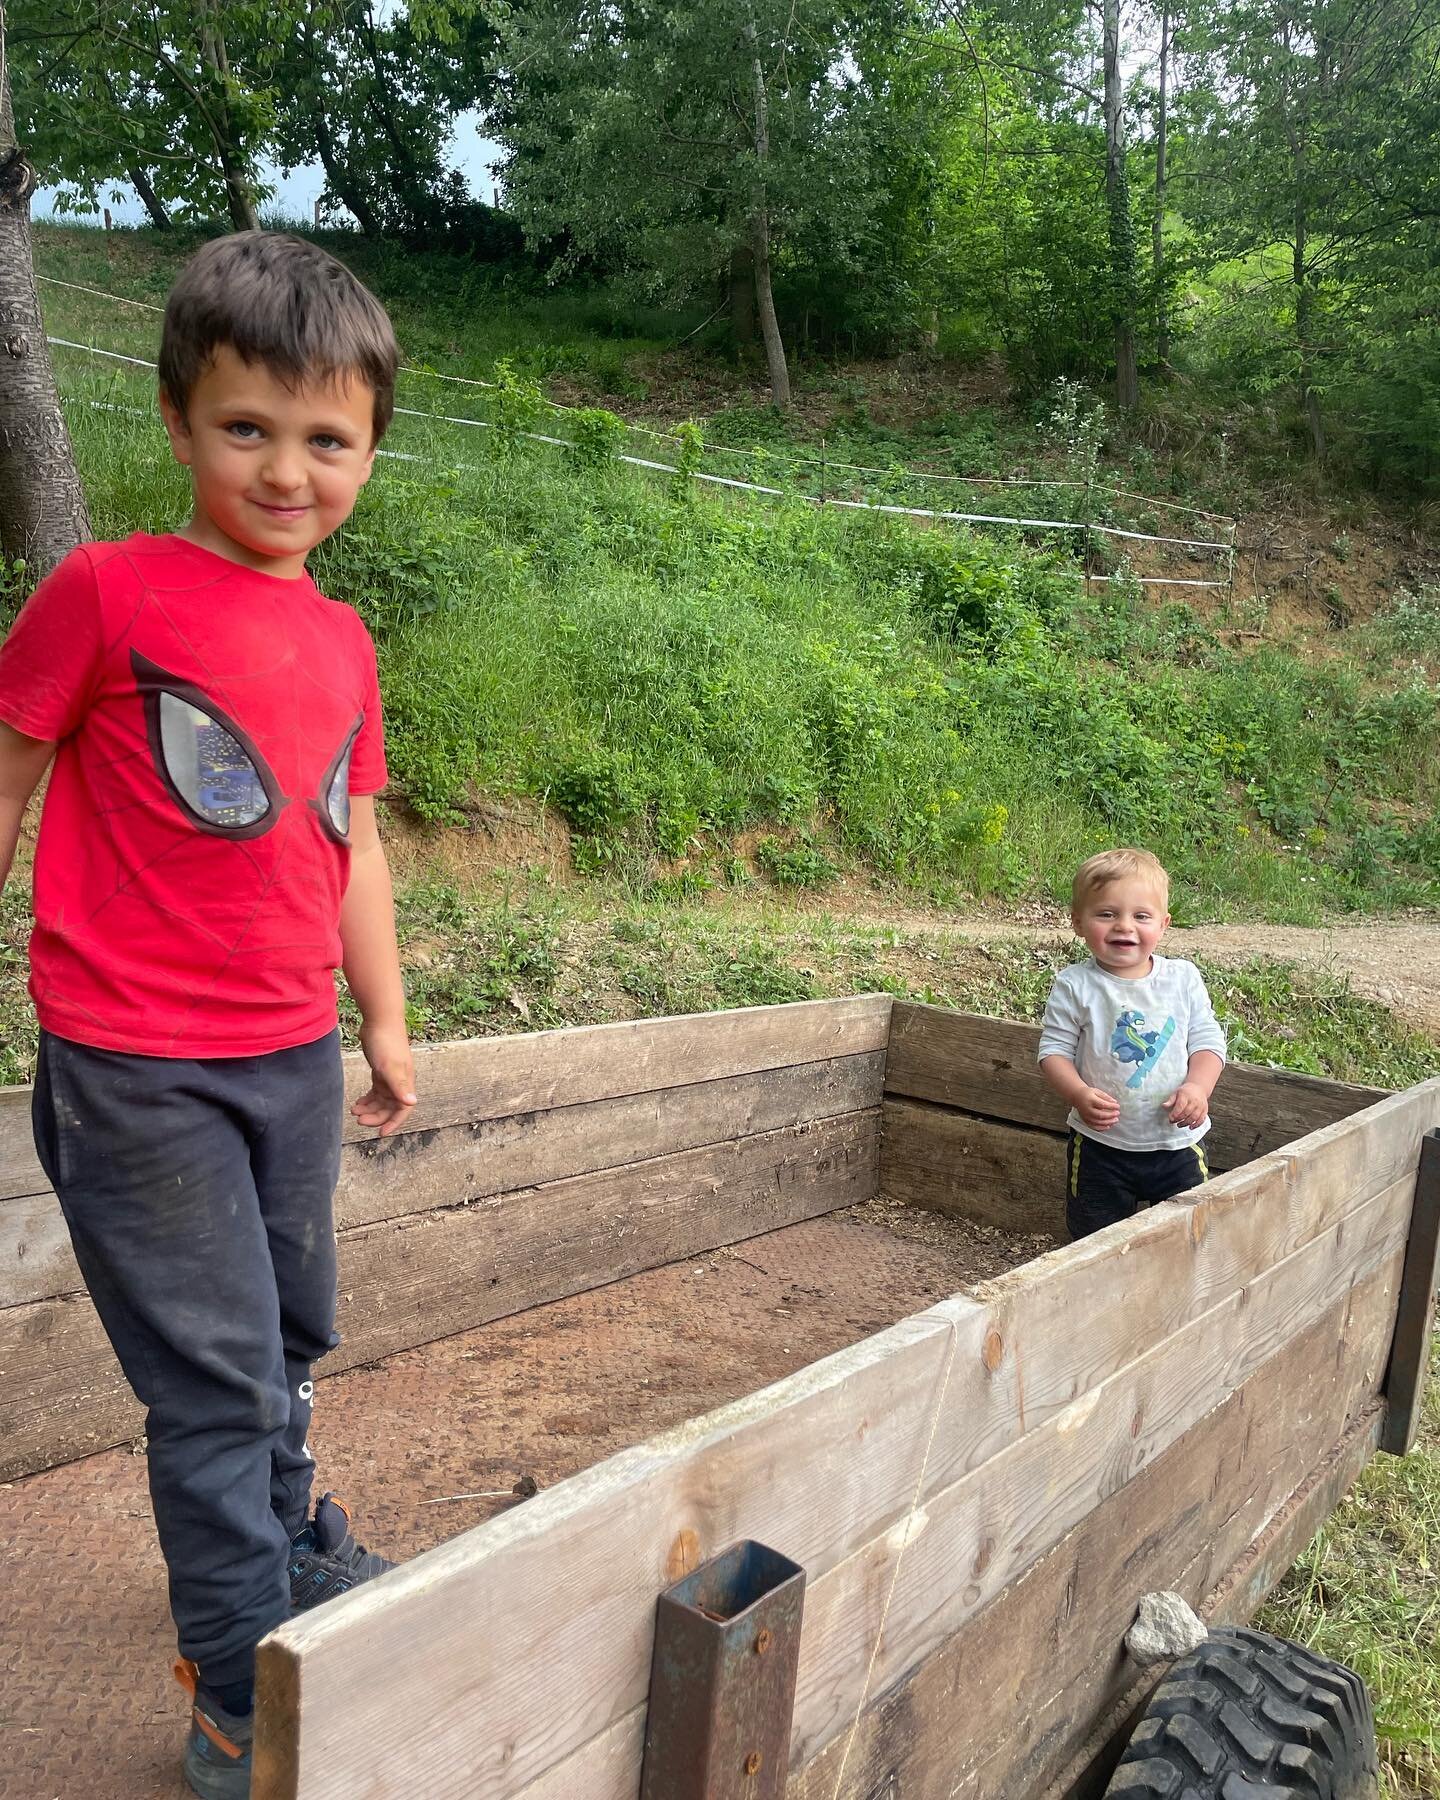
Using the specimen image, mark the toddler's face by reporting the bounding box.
[160,345,378,579]
[1073,877,1170,976]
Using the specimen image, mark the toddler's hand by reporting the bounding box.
[1076,1086,1121,1131]
[354,1021,418,1138]
[1165,1082,1210,1129]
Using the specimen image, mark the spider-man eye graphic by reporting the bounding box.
[314,719,362,841]
[131,651,362,844]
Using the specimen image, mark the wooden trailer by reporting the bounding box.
[1,995,1437,1800]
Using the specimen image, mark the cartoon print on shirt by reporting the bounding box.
[1110,1009,1177,1089]
[132,650,360,845]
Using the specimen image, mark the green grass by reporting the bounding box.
[40,345,1440,920]
[29,222,1440,918]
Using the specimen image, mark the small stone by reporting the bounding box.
[1125,1591,1208,1667]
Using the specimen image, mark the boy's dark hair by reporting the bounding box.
[159,233,399,442]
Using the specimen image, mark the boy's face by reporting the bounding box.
[1072,876,1170,977]
[160,345,377,579]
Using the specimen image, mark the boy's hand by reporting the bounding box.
[1165,1082,1210,1129]
[354,1022,417,1137]
[1075,1086,1121,1131]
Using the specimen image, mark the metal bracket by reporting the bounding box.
[640,1539,806,1799]
[1379,1128,1440,1456]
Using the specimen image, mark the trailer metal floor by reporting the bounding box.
[0,1206,1052,1800]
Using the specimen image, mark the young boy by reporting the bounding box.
[1038,848,1226,1240]
[0,233,418,1798]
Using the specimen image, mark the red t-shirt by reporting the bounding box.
[0,533,387,1057]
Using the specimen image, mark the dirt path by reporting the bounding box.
[383,813,1440,1036]
[944,917,1440,1035]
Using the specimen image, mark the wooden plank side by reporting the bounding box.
[0,1095,42,1205]
[250,1085,1437,1800]
[914,1081,1433,1494]
[0,1053,885,1308]
[0,1191,76,1309]
[881,1099,1066,1236]
[329,1108,879,1372]
[1380,1128,1440,1455]
[331,1052,885,1233]
[0,1111,879,1482]
[252,1305,971,1800]
[0,996,892,1201]
[883,1002,1387,1168]
[481,1189,1410,1800]
[787,1259,1398,1800]
[724,1182,1409,1780]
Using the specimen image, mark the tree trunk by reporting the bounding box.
[305,35,382,239]
[729,243,757,346]
[1153,1,1170,371]
[0,20,91,578]
[745,21,790,409]
[1103,0,1139,410]
[199,2,259,231]
[361,4,434,233]
[1294,204,1326,459]
[124,161,171,230]
[99,71,171,230]
[751,217,789,409]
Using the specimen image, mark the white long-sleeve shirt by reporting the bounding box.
[1038,955,1228,1151]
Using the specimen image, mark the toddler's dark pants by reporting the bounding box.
[32,1028,344,1690]
[1065,1127,1209,1240]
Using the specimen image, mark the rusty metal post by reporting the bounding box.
[1379,1128,1440,1456]
[639,1539,805,1800]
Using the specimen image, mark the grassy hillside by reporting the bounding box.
[29,224,1440,923]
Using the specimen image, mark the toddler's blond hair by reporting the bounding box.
[1071,848,1170,917]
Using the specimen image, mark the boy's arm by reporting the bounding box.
[0,720,56,888]
[1041,1053,1122,1129]
[1037,970,1120,1130]
[339,796,416,1138]
[1166,1049,1224,1127]
[1166,967,1227,1126]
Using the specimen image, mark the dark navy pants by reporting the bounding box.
[33,1029,344,1689]
[1065,1128,1209,1239]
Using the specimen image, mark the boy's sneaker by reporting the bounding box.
[287,1491,394,1612]
[174,1659,252,1800]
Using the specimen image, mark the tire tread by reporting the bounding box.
[1102,1627,1378,1800]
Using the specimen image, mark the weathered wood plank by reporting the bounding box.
[0,1111,880,1482]
[331,1051,885,1233]
[0,1190,76,1309]
[480,1190,1409,1800]
[251,1083,1435,1800]
[881,1099,1066,1236]
[0,1093,41,1204]
[332,1108,879,1371]
[737,1184,1408,1782]
[1380,1128,1440,1455]
[883,1002,1387,1168]
[0,996,892,1202]
[788,1261,1397,1800]
[1,1052,885,1308]
[253,1305,969,1800]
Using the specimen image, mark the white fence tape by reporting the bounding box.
[49,334,1234,560]
[40,278,1236,531]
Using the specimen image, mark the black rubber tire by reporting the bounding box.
[1103,1626,1379,1800]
